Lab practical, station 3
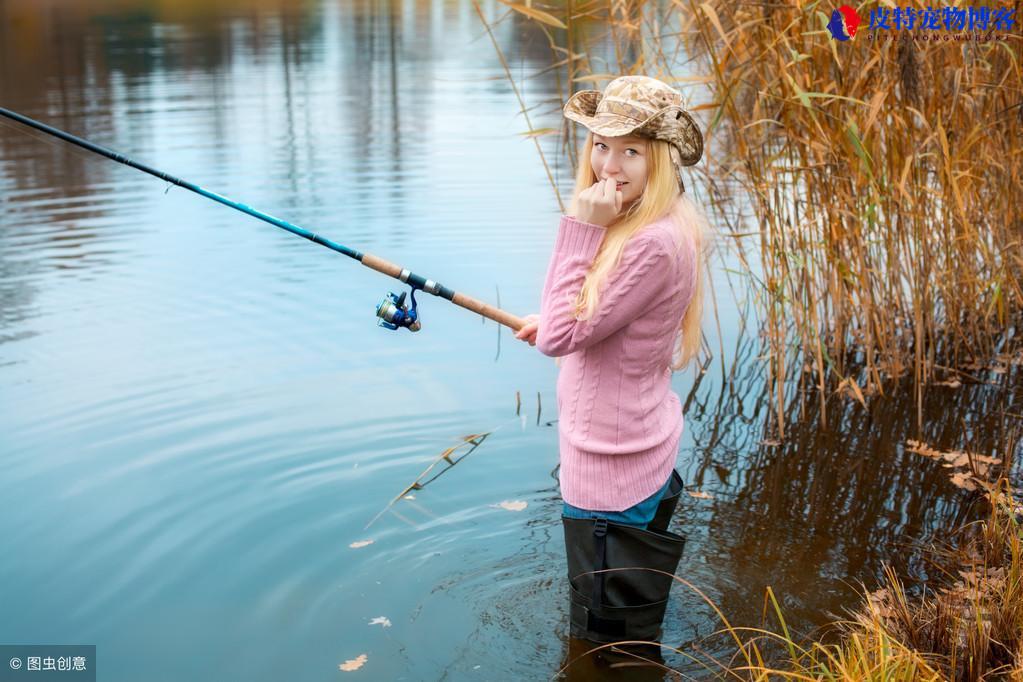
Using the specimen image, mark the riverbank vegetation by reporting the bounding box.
[736,476,1022,680]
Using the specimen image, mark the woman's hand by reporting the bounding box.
[515,313,540,346]
[574,177,623,227]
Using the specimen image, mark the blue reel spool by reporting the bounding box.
[375,288,421,331]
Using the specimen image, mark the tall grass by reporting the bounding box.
[478,0,1023,433]
[677,0,1023,435]
[850,479,1023,680]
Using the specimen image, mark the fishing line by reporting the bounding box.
[0,107,527,334]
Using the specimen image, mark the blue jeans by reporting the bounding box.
[562,471,675,529]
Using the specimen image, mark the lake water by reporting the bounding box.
[1,1,1020,679]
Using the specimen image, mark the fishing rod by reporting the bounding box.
[0,107,526,334]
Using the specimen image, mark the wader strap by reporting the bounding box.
[590,518,608,610]
[586,517,626,637]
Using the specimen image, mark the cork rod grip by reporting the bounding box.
[360,253,403,278]
[451,292,527,331]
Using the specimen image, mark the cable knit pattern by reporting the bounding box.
[537,213,697,511]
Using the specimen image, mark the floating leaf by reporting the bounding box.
[349,540,374,549]
[941,450,972,467]
[688,490,714,500]
[339,654,367,672]
[949,472,977,491]
[368,616,391,628]
[906,439,941,459]
[495,500,528,511]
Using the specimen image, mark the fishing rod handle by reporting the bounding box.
[451,292,528,332]
[360,253,527,331]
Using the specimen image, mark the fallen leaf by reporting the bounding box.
[368,616,391,628]
[906,440,941,459]
[495,500,528,512]
[687,490,714,500]
[944,452,970,467]
[949,471,977,491]
[349,540,374,549]
[339,654,367,671]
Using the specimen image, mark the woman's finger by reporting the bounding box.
[515,322,538,339]
[517,327,540,344]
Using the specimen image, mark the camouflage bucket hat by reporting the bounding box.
[563,75,703,190]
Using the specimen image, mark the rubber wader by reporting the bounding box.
[647,469,684,533]
[562,471,687,642]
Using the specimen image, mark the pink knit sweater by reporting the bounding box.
[536,212,697,511]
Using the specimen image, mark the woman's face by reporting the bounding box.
[590,133,649,207]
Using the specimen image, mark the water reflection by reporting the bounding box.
[1,1,1021,681]
[672,331,1021,663]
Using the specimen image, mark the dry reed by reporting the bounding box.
[479,0,1023,434]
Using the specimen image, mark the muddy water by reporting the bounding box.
[1,1,1020,679]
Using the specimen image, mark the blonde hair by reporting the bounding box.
[565,131,708,371]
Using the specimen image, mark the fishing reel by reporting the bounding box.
[376,287,421,332]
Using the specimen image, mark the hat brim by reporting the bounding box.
[563,90,703,166]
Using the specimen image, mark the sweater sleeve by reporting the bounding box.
[535,215,671,357]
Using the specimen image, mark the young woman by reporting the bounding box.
[514,75,708,642]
